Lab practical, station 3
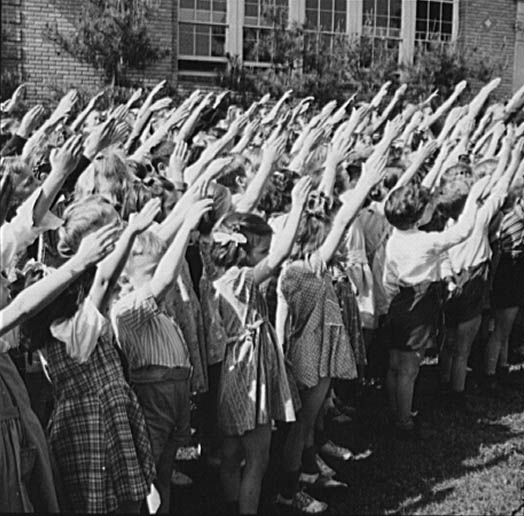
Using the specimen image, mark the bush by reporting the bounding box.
[218,6,506,109]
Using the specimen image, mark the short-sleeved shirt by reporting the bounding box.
[111,286,190,370]
[383,216,476,309]
[50,296,108,363]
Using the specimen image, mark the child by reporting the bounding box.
[439,138,522,406]
[34,196,159,513]
[112,198,212,513]
[0,219,117,513]
[383,178,486,438]
[485,194,524,389]
[209,176,311,516]
[275,152,387,514]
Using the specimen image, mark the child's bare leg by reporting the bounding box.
[239,424,271,515]
[450,315,482,392]
[485,308,519,374]
[280,378,331,498]
[386,349,400,419]
[439,326,456,385]
[396,350,423,426]
[220,436,243,505]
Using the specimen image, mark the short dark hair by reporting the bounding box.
[435,176,471,221]
[384,184,431,230]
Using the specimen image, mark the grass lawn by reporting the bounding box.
[173,363,524,515]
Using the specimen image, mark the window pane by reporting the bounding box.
[196,9,211,21]
[441,21,452,35]
[243,28,257,60]
[212,10,226,23]
[211,26,225,56]
[197,0,210,10]
[245,2,258,18]
[180,0,194,8]
[442,2,452,22]
[335,0,346,11]
[320,0,333,10]
[334,11,346,31]
[306,0,318,9]
[195,25,210,55]
[319,10,332,30]
[179,8,194,21]
[179,24,194,54]
[213,0,227,11]
[305,8,318,26]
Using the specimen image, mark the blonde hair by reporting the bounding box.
[130,230,166,261]
[74,147,132,211]
[57,195,120,258]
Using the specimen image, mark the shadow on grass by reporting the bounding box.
[171,366,524,515]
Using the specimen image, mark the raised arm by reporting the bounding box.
[394,139,438,190]
[70,91,104,133]
[184,112,249,185]
[175,92,214,144]
[234,127,286,213]
[89,198,161,311]
[253,176,311,285]
[422,80,467,131]
[33,134,83,225]
[0,224,118,338]
[150,199,212,301]
[318,152,387,264]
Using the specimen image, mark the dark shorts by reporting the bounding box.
[444,262,490,326]
[386,283,442,353]
[131,366,191,512]
[491,253,524,309]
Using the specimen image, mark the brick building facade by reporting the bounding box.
[1,0,523,102]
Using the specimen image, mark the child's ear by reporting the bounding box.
[157,162,167,175]
[236,176,247,189]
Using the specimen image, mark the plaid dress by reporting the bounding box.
[278,254,358,389]
[45,332,155,513]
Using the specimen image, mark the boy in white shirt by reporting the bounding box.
[383,178,485,439]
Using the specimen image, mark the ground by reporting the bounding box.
[172,363,524,516]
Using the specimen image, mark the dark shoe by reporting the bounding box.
[449,391,483,415]
[395,422,435,441]
[496,366,510,386]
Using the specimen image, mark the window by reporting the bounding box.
[304,0,347,55]
[305,0,347,33]
[178,0,227,67]
[415,0,454,44]
[243,0,288,63]
[362,0,402,61]
[362,0,401,40]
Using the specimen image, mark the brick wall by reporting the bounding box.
[458,0,518,97]
[17,0,177,103]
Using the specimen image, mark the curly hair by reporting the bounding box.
[57,195,120,258]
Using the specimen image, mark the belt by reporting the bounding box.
[130,365,192,383]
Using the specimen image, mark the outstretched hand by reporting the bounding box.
[75,223,120,266]
[128,198,162,234]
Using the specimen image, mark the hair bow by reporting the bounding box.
[212,231,247,246]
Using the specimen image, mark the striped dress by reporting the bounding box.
[214,266,297,436]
